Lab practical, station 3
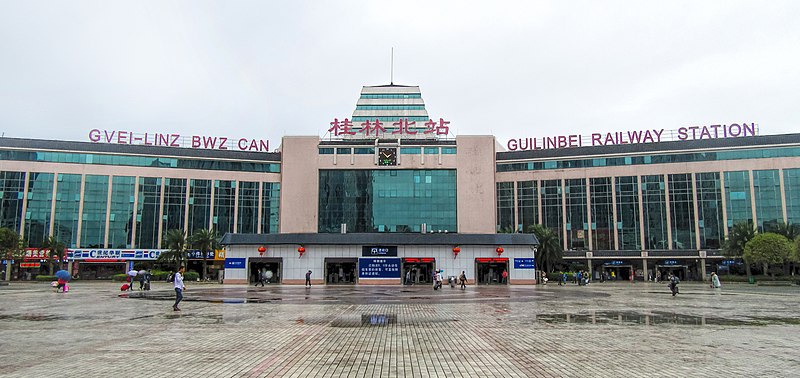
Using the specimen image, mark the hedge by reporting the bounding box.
[184,271,199,281]
[35,275,57,282]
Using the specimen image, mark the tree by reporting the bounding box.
[723,221,756,278]
[0,228,24,280]
[190,228,221,280]
[159,229,188,271]
[744,233,792,277]
[40,235,66,275]
[528,224,563,274]
[773,222,800,242]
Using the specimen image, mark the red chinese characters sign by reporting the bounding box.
[329,118,451,138]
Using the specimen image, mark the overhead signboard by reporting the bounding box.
[68,249,165,261]
[358,258,401,278]
[361,246,398,257]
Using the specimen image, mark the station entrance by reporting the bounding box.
[325,258,357,284]
[601,263,634,282]
[402,258,435,285]
[249,257,282,284]
[655,264,688,282]
[476,258,509,285]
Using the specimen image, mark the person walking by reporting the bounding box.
[459,271,467,289]
[255,269,265,287]
[305,270,312,287]
[710,272,722,288]
[173,266,186,311]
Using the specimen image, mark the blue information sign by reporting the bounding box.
[225,258,246,269]
[358,258,401,278]
[514,258,536,269]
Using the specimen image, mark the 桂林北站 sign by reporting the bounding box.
[506,123,757,151]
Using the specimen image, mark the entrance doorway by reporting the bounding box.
[402,258,435,285]
[655,265,688,282]
[601,264,634,282]
[475,258,509,285]
[249,257,282,284]
[325,258,357,284]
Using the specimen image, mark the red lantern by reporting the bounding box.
[496,247,504,256]
[258,246,266,256]
[298,246,306,257]
[452,246,461,257]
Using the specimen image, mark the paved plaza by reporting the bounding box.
[1,281,798,377]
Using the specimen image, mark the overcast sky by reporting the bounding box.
[1,1,798,149]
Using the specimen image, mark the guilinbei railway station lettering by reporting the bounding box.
[507,123,757,151]
[88,129,270,152]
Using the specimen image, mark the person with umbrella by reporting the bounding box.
[127,269,138,291]
[55,270,71,293]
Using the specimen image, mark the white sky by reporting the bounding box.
[1,1,798,149]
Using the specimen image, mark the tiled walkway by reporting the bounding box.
[1,281,798,377]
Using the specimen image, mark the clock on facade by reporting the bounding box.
[378,147,398,166]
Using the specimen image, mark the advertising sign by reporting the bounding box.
[361,246,398,257]
[68,249,164,261]
[224,258,246,269]
[513,258,536,269]
[358,258,401,278]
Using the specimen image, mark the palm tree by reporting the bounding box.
[773,222,799,241]
[159,229,188,271]
[40,235,66,275]
[528,224,563,274]
[722,221,756,278]
[0,228,24,280]
[190,229,220,280]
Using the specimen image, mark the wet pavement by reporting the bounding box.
[1,281,798,377]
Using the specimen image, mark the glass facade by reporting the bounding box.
[724,171,752,228]
[135,177,161,248]
[516,181,538,233]
[318,170,456,233]
[53,174,82,248]
[642,175,668,249]
[753,170,783,232]
[696,172,724,249]
[188,179,212,235]
[590,177,613,250]
[260,182,280,234]
[496,182,514,232]
[615,176,640,250]
[785,169,800,224]
[24,173,54,248]
[0,150,279,173]
[0,171,26,232]
[540,180,563,239]
[237,181,259,234]
[162,178,187,235]
[668,174,696,249]
[213,180,236,235]
[108,176,135,249]
[565,179,587,249]
[496,145,800,172]
[80,175,108,248]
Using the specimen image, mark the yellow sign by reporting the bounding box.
[214,250,226,260]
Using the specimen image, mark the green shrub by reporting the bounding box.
[112,273,130,282]
[150,270,171,281]
[35,275,57,282]
[184,271,199,281]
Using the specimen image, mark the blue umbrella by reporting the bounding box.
[55,270,71,281]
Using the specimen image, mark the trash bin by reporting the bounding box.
[748,276,755,284]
